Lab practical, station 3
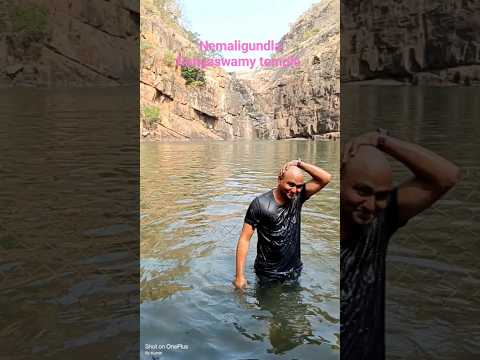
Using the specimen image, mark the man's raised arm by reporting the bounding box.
[343,131,460,224]
[299,161,332,199]
[234,223,255,289]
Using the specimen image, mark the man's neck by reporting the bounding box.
[273,188,288,206]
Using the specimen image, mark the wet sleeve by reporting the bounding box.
[300,184,309,204]
[244,198,261,229]
[383,187,408,238]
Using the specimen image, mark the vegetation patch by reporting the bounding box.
[143,0,186,38]
[0,236,16,250]
[143,105,161,128]
[12,4,49,36]
[303,28,319,41]
[163,50,176,67]
[181,66,205,86]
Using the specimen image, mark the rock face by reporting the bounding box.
[140,0,340,140]
[341,0,480,84]
[0,0,139,86]
[243,0,340,139]
[139,11,259,140]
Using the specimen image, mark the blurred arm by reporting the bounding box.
[380,135,460,223]
[298,161,332,199]
[234,223,255,289]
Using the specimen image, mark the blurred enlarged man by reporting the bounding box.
[234,160,331,289]
[341,129,460,360]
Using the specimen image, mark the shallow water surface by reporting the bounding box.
[0,87,139,358]
[140,140,340,359]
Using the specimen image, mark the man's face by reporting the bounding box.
[278,168,304,201]
[341,161,393,225]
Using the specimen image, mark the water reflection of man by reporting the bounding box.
[254,282,312,354]
[234,160,332,289]
[341,130,460,360]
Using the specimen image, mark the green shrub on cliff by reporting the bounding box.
[12,4,49,36]
[181,67,205,86]
[144,0,183,31]
[140,38,155,67]
[189,80,206,87]
[302,28,319,41]
[141,38,153,52]
[163,50,176,66]
[187,31,201,44]
[143,105,161,127]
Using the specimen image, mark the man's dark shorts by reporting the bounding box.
[256,267,302,287]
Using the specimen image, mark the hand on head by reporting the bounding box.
[279,160,301,179]
[342,132,380,165]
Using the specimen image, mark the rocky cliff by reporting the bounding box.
[241,0,339,139]
[140,4,260,140]
[140,0,340,140]
[0,0,139,86]
[341,0,480,85]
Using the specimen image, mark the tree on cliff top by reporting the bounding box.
[143,0,203,46]
[143,0,182,26]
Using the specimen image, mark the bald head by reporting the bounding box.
[343,145,392,184]
[279,165,304,181]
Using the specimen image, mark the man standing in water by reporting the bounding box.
[234,159,332,289]
[341,130,460,360]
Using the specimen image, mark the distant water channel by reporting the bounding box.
[140,140,340,359]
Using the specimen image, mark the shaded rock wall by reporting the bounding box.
[0,0,139,86]
[341,0,480,84]
[245,0,340,139]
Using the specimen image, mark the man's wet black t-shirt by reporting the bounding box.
[244,187,307,279]
[341,188,407,360]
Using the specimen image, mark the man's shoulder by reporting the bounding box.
[245,190,275,227]
[253,189,274,204]
[257,189,274,199]
[248,190,274,212]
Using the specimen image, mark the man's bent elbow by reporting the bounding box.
[444,165,461,190]
[437,165,461,193]
[325,172,332,185]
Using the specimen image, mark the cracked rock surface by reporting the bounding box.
[140,0,340,141]
[0,0,139,86]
